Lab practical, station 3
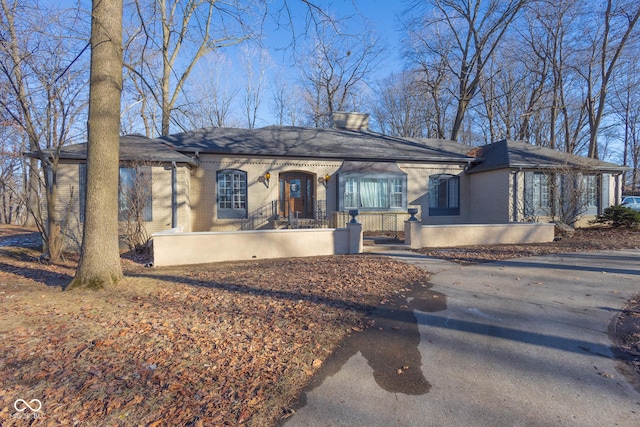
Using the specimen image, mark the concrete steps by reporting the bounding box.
[363,237,412,253]
[363,243,412,252]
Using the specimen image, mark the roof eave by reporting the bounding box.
[179,148,475,164]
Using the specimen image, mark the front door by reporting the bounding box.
[279,172,314,218]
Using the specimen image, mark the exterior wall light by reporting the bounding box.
[258,171,271,188]
[318,173,331,186]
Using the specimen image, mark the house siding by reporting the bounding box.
[190,155,343,232]
[468,169,511,224]
[54,161,192,251]
[186,156,471,232]
[55,162,85,251]
[400,163,469,225]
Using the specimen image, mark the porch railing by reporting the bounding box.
[240,201,278,230]
[331,211,413,235]
[241,200,328,230]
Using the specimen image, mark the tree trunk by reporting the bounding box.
[69,0,123,290]
[450,97,469,142]
[44,175,63,263]
[23,157,40,228]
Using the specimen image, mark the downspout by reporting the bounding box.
[512,169,518,222]
[171,161,177,229]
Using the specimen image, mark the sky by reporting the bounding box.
[264,0,407,77]
[242,0,409,126]
[55,0,410,130]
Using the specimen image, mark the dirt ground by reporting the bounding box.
[0,225,639,425]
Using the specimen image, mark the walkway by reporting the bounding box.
[284,249,640,426]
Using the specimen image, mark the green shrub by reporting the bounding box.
[591,205,640,228]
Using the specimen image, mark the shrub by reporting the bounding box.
[591,205,640,228]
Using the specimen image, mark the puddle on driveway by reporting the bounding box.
[297,279,447,399]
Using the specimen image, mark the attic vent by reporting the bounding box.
[330,112,369,131]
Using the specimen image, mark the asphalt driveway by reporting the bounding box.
[284,250,640,427]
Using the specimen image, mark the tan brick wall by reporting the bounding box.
[190,155,342,231]
[54,162,193,252]
[55,162,84,251]
[399,163,468,224]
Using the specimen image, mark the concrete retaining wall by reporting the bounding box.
[405,221,555,249]
[152,223,363,266]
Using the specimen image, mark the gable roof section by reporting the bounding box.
[158,126,476,164]
[466,139,626,174]
[46,134,196,166]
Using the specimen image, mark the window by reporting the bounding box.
[390,178,403,208]
[217,170,247,219]
[524,171,553,217]
[532,172,550,212]
[581,174,598,208]
[340,175,407,211]
[79,164,153,222]
[429,174,460,216]
[119,166,153,222]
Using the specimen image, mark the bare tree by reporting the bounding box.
[519,162,601,226]
[0,0,45,228]
[119,162,154,252]
[0,0,89,261]
[373,72,432,138]
[240,44,270,129]
[173,54,240,129]
[0,123,24,224]
[270,73,303,126]
[123,0,256,136]
[612,58,640,190]
[70,0,123,290]
[581,0,640,159]
[405,0,528,141]
[298,15,384,127]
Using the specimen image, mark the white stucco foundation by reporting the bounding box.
[152,223,363,266]
[405,222,555,248]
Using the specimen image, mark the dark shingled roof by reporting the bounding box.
[158,126,477,163]
[42,130,626,174]
[42,134,196,166]
[466,139,627,173]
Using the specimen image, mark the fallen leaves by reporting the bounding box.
[0,244,426,427]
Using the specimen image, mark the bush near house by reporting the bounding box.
[591,205,640,229]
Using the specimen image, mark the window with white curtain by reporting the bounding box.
[340,175,406,210]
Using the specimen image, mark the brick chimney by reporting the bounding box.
[330,112,370,131]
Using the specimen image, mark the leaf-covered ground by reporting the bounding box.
[0,226,429,426]
[1,225,639,425]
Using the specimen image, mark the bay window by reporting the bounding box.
[340,175,407,211]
